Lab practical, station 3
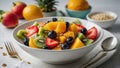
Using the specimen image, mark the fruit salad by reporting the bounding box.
[17,18,98,50]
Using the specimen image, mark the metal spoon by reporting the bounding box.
[83,37,117,68]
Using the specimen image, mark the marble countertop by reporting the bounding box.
[0,0,120,68]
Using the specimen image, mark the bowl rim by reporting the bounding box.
[87,11,118,22]
[13,17,103,52]
[65,5,92,12]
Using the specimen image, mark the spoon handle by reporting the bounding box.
[83,51,107,68]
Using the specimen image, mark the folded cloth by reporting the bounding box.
[15,60,33,68]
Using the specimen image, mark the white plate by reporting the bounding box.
[0,29,118,68]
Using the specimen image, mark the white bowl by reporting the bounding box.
[13,17,103,64]
[87,11,118,29]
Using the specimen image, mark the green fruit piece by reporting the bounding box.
[77,33,93,45]
[38,27,47,38]
[72,19,81,24]
[78,33,86,40]
[83,39,93,45]
[32,21,40,26]
[17,30,27,39]
[33,36,45,48]
[58,17,64,22]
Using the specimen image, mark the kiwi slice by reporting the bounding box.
[58,17,64,22]
[77,33,86,40]
[38,27,47,38]
[33,37,45,48]
[72,19,81,24]
[82,39,93,45]
[77,33,93,45]
[17,30,27,40]
[32,21,40,26]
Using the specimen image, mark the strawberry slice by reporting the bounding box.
[26,25,39,37]
[75,24,85,32]
[45,37,59,49]
[86,27,98,40]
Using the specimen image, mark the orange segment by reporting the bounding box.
[29,37,38,48]
[55,22,66,33]
[44,22,58,31]
[70,38,84,49]
[64,31,75,39]
[52,45,61,50]
[59,36,66,43]
[68,24,78,34]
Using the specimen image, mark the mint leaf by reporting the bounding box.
[0,10,4,14]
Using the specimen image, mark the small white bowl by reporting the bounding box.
[13,17,103,64]
[87,11,118,29]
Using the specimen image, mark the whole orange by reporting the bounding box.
[23,4,43,21]
[67,0,89,10]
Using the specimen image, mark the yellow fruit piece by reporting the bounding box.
[59,36,66,43]
[29,37,38,48]
[44,22,58,31]
[67,0,89,10]
[71,38,84,49]
[68,24,78,34]
[64,31,75,39]
[52,45,61,50]
[55,22,66,33]
[23,4,43,21]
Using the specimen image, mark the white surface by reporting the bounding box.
[0,0,120,68]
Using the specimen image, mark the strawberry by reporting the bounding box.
[86,27,98,40]
[26,25,39,37]
[75,24,85,32]
[45,37,59,49]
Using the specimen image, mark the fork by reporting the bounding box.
[4,42,22,61]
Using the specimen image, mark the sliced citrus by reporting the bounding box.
[55,22,66,33]
[44,21,58,31]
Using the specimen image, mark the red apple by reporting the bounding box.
[1,12,18,28]
[11,1,26,19]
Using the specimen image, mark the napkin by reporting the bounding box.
[15,60,33,68]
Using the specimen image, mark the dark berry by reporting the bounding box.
[65,22,70,29]
[52,18,57,21]
[66,37,73,45]
[48,30,57,39]
[81,28,87,35]
[43,45,50,49]
[61,43,70,50]
[46,21,50,23]
[23,37,29,46]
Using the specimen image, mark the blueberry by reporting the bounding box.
[61,43,70,50]
[23,37,29,46]
[65,22,70,29]
[66,37,73,45]
[52,18,57,21]
[43,45,50,49]
[48,30,57,39]
[81,28,87,35]
[46,21,50,23]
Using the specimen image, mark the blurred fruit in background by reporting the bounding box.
[23,4,43,21]
[11,1,26,19]
[0,11,18,28]
[67,0,89,11]
[35,0,58,17]
[66,0,91,19]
